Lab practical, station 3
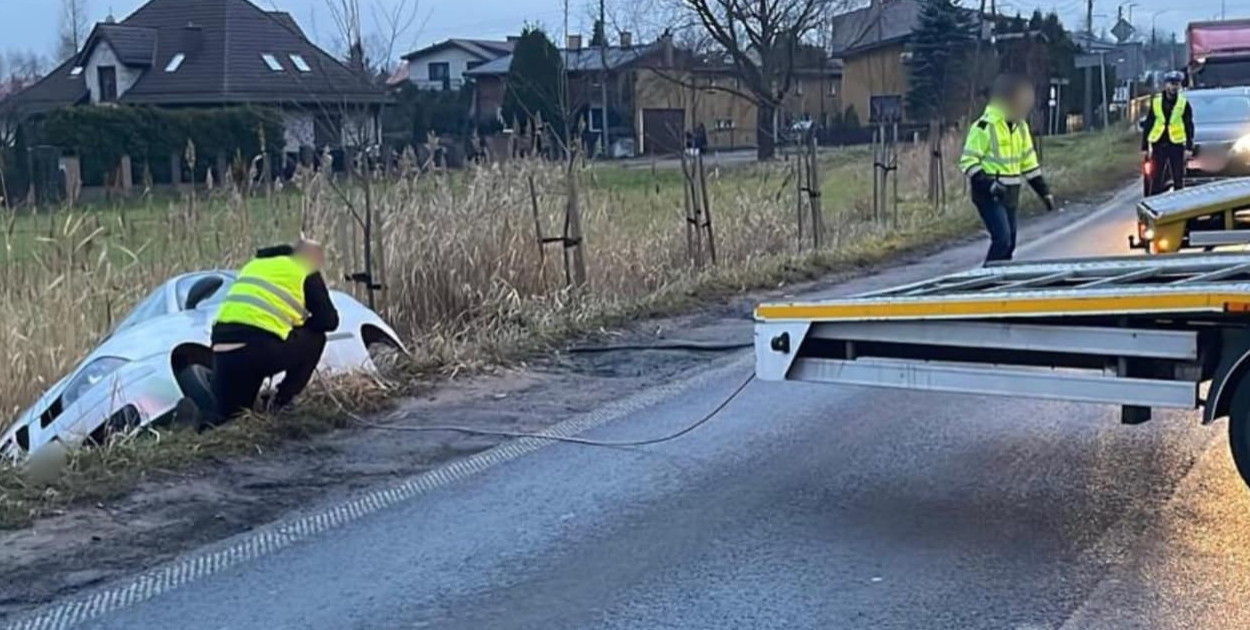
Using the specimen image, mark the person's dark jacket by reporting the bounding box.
[1140,93,1195,151]
[211,245,340,345]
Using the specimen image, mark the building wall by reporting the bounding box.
[406,47,482,89]
[634,70,841,151]
[840,43,908,123]
[473,76,507,125]
[85,41,144,103]
[283,111,315,153]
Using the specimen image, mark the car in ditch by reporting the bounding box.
[0,270,404,461]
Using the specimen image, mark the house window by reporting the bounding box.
[714,118,736,130]
[98,66,118,102]
[165,53,186,72]
[289,54,311,72]
[869,94,903,124]
[428,61,451,86]
[828,81,837,96]
[796,81,804,96]
[262,54,285,71]
[588,107,605,132]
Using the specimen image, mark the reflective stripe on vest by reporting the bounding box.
[978,108,1030,179]
[214,255,310,340]
[1148,93,1187,145]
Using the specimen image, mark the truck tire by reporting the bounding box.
[1227,371,1250,490]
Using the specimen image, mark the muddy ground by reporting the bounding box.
[0,191,1117,620]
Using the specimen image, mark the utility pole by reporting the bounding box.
[598,0,609,159]
[1086,0,1094,35]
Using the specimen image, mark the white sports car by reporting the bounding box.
[1,271,403,460]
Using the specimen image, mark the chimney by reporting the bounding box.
[620,31,633,48]
[184,22,204,55]
[567,34,582,51]
[660,31,674,67]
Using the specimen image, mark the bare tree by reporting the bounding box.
[58,0,91,61]
[323,0,422,76]
[677,0,827,159]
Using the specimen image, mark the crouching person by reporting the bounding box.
[207,238,339,426]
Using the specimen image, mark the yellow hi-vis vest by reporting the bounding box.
[214,255,310,340]
[1148,93,1188,145]
[959,101,1042,186]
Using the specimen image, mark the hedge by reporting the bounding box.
[39,106,286,186]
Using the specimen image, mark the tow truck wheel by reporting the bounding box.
[1227,372,1250,490]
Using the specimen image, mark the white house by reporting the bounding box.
[389,39,514,91]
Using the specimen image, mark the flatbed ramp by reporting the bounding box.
[755,253,1250,488]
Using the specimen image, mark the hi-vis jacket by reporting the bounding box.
[959,101,1043,187]
[215,255,312,340]
[1146,92,1190,146]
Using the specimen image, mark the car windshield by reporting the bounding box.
[112,286,170,333]
[1188,93,1250,124]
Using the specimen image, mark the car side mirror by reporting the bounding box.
[185,276,225,310]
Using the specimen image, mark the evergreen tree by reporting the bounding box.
[906,0,975,122]
[502,27,565,138]
[590,19,607,47]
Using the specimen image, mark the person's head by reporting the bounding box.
[1163,70,1184,95]
[991,74,1035,121]
[293,235,325,272]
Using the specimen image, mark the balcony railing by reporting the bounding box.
[414,78,465,91]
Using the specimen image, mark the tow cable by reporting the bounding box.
[328,371,756,448]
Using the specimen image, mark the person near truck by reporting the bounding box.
[960,74,1057,263]
[208,238,339,425]
[1141,70,1194,196]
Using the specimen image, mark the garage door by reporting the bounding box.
[642,109,685,156]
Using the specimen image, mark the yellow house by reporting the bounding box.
[633,63,842,153]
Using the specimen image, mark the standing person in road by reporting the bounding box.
[960,74,1057,263]
[1141,70,1194,196]
[207,238,339,426]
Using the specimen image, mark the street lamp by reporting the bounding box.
[1150,9,1173,38]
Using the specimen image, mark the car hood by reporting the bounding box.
[1195,121,1250,145]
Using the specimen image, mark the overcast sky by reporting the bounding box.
[0,0,1243,66]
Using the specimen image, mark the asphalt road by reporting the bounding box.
[28,187,1250,629]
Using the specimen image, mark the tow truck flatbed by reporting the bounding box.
[755,253,1250,489]
[1132,177,1250,253]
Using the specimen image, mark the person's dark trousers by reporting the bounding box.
[1148,143,1186,196]
[208,327,327,427]
[974,194,1019,263]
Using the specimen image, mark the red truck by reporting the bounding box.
[1189,19,1250,88]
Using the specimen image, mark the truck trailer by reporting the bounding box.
[1189,19,1250,88]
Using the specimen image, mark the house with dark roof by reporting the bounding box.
[9,0,387,154]
[466,33,840,155]
[830,0,983,123]
[389,38,516,90]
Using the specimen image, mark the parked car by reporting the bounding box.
[1187,87,1250,179]
[0,271,404,461]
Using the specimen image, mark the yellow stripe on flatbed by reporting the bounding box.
[756,292,1250,321]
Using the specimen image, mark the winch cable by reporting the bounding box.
[325,371,756,448]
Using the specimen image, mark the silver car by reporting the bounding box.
[0,271,404,460]
[1186,87,1250,179]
